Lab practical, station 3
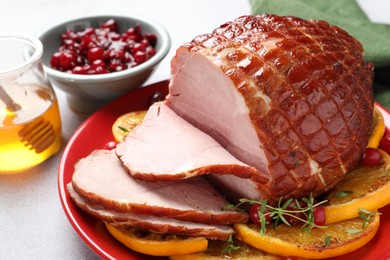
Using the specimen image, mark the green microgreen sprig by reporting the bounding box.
[223,193,328,235]
[220,235,240,254]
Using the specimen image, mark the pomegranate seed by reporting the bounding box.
[87,47,104,62]
[72,65,89,74]
[361,148,382,166]
[146,46,156,57]
[144,33,157,47]
[50,19,157,74]
[101,19,119,32]
[90,59,106,70]
[312,206,326,226]
[50,52,61,68]
[59,51,77,70]
[131,42,146,55]
[133,51,147,64]
[108,60,126,72]
[379,135,390,154]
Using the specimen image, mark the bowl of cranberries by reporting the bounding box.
[37,15,170,114]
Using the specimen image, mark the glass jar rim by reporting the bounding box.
[0,33,43,77]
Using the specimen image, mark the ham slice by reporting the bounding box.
[68,185,234,240]
[70,149,247,225]
[165,14,374,203]
[116,102,262,182]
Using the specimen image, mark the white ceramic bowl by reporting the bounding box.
[37,14,170,115]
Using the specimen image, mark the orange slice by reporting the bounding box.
[323,149,390,224]
[105,223,208,256]
[170,239,284,260]
[367,104,385,148]
[112,110,147,142]
[234,214,380,259]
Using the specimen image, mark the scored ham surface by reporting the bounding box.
[164,14,374,203]
[116,102,261,181]
[70,149,247,225]
[68,185,234,240]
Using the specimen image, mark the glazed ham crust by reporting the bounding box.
[167,14,374,202]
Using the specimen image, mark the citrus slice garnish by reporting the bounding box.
[112,110,147,142]
[234,213,380,259]
[367,103,385,148]
[105,223,208,256]
[170,239,282,260]
[323,149,390,224]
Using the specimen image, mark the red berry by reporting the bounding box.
[249,203,272,225]
[284,200,306,226]
[87,47,104,62]
[101,19,119,32]
[50,52,61,68]
[50,19,157,75]
[361,148,382,166]
[379,135,390,155]
[312,206,326,226]
[59,51,77,70]
[90,59,106,70]
[72,65,89,74]
[104,141,117,150]
[150,92,165,105]
[131,42,146,55]
[144,33,157,47]
[133,51,147,64]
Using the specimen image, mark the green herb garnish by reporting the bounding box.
[220,235,240,254]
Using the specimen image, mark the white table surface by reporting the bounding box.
[0,0,250,259]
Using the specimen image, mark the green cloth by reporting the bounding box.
[250,0,390,68]
[250,0,390,110]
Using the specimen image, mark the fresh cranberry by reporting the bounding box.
[249,203,272,225]
[284,200,307,226]
[361,148,382,166]
[312,206,326,226]
[150,92,165,104]
[379,135,390,155]
[104,141,117,150]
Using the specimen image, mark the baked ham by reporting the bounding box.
[116,102,259,181]
[69,14,375,241]
[163,14,374,203]
[68,185,234,240]
[70,149,247,225]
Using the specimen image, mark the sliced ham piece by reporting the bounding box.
[70,149,247,225]
[165,14,374,203]
[116,102,262,182]
[68,185,234,240]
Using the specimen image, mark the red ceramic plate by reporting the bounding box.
[58,80,390,260]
